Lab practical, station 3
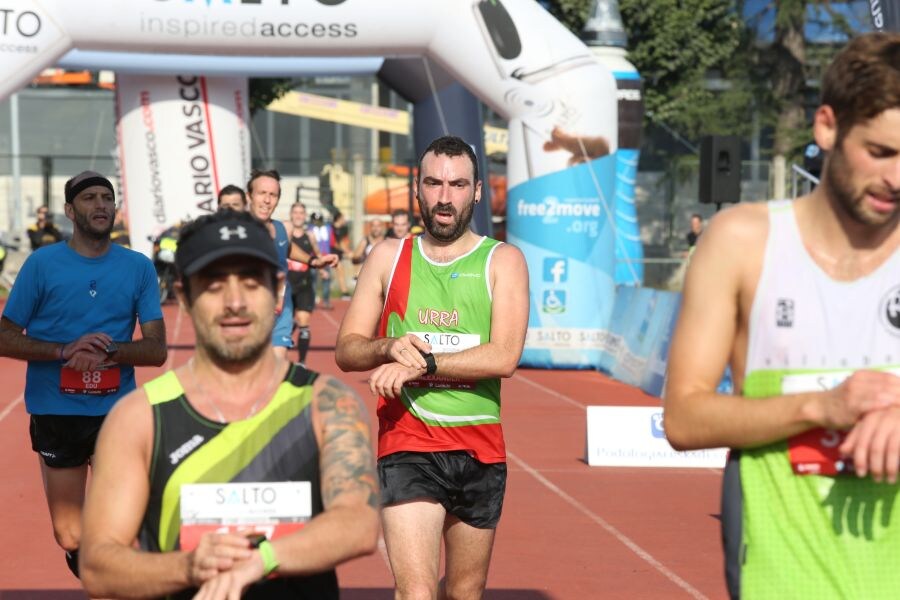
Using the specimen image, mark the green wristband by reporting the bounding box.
[258,540,279,576]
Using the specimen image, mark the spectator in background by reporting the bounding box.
[217,184,247,212]
[686,213,704,249]
[110,209,130,248]
[388,209,412,240]
[28,206,63,250]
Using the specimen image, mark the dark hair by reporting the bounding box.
[417,136,479,183]
[246,169,282,197]
[691,213,702,221]
[391,209,410,222]
[177,209,278,297]
[217,184,247,206]
[821,32,900,139]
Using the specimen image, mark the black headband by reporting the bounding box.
[65,176,114,203]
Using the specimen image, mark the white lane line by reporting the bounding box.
[507,450,709,600]
[319,309,341,330]
[0,393,23,424]
[512,372,587,411]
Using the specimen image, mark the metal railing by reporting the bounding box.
[791,163,820,198]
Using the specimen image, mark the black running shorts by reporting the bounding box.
[377,450,507,529]
[288,272,315,313]
[29,414,105,468]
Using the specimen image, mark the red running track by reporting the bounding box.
[0,300,727,599]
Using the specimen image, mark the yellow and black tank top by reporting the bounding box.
[138,363,337,600]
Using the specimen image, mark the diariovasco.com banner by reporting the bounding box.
[116,74,249,257]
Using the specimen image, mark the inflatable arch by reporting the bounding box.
[1,0,623,369]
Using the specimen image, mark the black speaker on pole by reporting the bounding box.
[699,135,741,205]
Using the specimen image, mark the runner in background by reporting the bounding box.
[217,184,247,212]
[285,202,322,366]
[308,212,335,310]
[387,209,412,240]
[245,169,338,359]
[330,210,352,299]
[80,210,378,599]
[0,171,166,579]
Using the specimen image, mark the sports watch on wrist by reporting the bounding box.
[104,341,119,357]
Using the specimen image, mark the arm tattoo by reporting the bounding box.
[317,378,379,510]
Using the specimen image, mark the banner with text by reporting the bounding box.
[508,155,617,369]
[586,406,727,468]
[597,286,682,398]
[116,74,250,257]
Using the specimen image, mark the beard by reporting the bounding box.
[73,208,114,240]
[825,142,898,227]
[419,195,475,243]
[195,311,274,369]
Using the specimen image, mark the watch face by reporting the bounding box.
[105,342,118,355]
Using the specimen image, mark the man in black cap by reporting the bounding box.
[80,210,378,599]
[0,170,167,578]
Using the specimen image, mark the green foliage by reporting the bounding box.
[619,0,755,142]
[248,78,295,115]
[541,0,593,32]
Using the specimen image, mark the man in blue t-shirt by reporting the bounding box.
[245,169,338,359]
[0,171,167,579]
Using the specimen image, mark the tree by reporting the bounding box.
[546,0,755,147]
[248,78,294,115]
[742,0,865,197]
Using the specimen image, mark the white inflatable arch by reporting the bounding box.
[2,0,621,369]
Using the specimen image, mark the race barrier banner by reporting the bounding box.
[586,406,728,468]
[116,74,250,258]
[597,286,682,398]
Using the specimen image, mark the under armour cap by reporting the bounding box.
[65,171,114,203]
[175,210,280,277]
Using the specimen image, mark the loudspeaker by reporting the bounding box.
[699,135,741,205]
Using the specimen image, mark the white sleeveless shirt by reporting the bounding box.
[745,200,900,390]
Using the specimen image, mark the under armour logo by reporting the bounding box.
[89,280,97,298]
[219,226,247,241]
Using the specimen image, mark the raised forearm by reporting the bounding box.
[335,333,393,372]
[664,391,820,451]
[432,342,521,380]
[81,542,191,599]
[0,328,63,361]
[270,504,378,576]
[111,337,167,367]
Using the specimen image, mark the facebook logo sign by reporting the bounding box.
[543,257,568,284]
[650,412,665,438]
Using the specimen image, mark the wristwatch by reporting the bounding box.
[104,341,119,357]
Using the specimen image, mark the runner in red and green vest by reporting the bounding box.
[337,135,529,599]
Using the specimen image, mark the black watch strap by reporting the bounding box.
[419,350,437,376]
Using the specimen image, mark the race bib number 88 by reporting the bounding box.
[60,366,120,396]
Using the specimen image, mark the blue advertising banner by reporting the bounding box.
[508,155,617,369]
[614,148,643,285]
[598,287,682,397]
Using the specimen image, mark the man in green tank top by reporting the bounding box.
[336,135,529,599]
[78,211,379,599]
[665,33,900,599]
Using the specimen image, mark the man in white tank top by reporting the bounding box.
[665,32,900,599]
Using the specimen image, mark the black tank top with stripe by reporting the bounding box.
[138,363,338,600]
